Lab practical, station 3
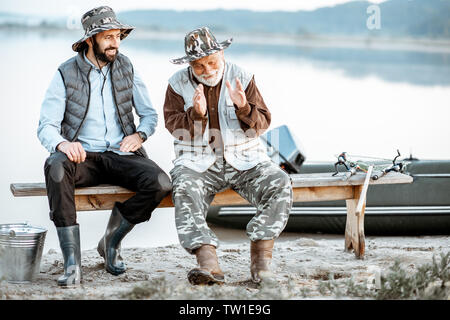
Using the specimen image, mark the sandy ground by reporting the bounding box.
[1,225,449,300]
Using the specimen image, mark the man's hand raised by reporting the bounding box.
[225,77,247,109]
[193,84,207,116]
[57,141,86,163]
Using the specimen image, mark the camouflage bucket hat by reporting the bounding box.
[72,6,135,52]
[170,26,233,64]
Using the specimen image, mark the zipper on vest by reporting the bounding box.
[110,63,145,157]
[110,61,128,136]
[72,67,93,141]
[111,83,127,135]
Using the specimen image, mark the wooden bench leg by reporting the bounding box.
[358,201,366,258]
[345,167,372,259]
[344,185,368,259]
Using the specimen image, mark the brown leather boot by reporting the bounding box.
[187,245,225,285]
[250,239,275,283]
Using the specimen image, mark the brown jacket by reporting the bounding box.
[163,74,271,152]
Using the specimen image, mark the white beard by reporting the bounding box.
[192,59,225,87]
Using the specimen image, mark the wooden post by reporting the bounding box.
[345,184,368,259]
[345,188,358,253]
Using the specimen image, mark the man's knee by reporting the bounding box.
[277,169,292,189]
[156,171,172,195]
[44,152,75,183]
[139,168,173,197]
[172,175,205,199]
[262,165,292,190]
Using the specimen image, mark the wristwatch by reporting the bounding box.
[137,131,147,142]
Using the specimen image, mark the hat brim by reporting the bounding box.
[170,38,232,65]
[72,22,135,52]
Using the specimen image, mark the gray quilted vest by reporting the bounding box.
[57,52,147,158]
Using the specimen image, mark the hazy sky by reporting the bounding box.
[1,0,386,16]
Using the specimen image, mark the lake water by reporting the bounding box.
[1,30,449,252]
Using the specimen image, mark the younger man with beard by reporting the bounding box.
[164,27,293,285]
[37,6,171,286]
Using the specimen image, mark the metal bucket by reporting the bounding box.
[0,223,47,283]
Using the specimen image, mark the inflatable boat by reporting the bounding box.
[206,126,450,235]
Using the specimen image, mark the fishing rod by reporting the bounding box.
[332,149,409,180]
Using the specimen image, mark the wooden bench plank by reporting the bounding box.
[10,171,413,259]
[73,189,254,211]
[10,183,133,197]
[290,171,412,188]
[10,172,413,212]
[10,172,412,197]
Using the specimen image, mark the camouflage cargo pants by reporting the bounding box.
[170,157,293,254]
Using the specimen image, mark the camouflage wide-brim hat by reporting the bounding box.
[170,26,233,64]
[72,6,135,52]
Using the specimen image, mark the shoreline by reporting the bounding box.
[1,225,449,300]
[1,27,450,54]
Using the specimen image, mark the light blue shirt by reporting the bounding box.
[37,52,157,155]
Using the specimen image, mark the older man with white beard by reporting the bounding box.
[164,27,293,285]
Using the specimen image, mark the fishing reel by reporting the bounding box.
[332,152,361,177]
[371,149,406,180]
[332,152,350,176]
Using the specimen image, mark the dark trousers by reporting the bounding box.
[44,151,172,227]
